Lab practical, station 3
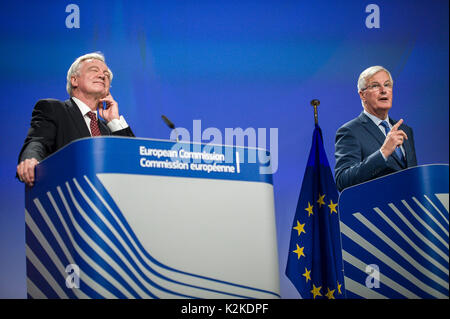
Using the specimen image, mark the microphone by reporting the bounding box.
[161,115,180,142]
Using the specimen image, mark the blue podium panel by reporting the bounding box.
[339,164,449,299]
[25,137,280,299]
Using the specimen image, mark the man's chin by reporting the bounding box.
[376,103,392,110]
[92,90,107,100]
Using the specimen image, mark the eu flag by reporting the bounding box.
[286,125,345,299]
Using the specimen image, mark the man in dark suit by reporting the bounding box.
[334,65,417,192]
[17,52,134,186]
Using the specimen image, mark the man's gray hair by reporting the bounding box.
[66,52,113,96]
[357,65,393,93]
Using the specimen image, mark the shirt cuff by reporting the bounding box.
[107,116,129,132]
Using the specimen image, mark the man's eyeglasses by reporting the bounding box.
[362,82,393,91]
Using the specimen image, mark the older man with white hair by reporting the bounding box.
[334,65,417,192]
[17,52,135,186]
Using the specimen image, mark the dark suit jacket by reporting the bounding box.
[18,98,135,163]
[334,112,417,192]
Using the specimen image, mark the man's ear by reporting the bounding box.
[359,90,366,103]
[70,76,78,89]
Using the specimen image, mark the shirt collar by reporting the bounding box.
[363,109,388,127]
[72,97,97,117]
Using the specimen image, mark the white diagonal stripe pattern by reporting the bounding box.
[27,277,47,299]
[26,244,69,298]
[64,182,156,298]
[342,250,420,298]
[46,191,112,298]
[340,222,447,299]
[389,203,448,259]
[26,206,89,299]
[412,197,449,236]
[373,207,448,276]
[26,178,279,299]
[424,195,449,226]
[83,175,275,298]
[57,186,124,298]
[401,201,449,249]
[343,276,387,299]
[69,178,204,299]
[353,213,448,289]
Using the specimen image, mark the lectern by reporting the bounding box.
[339,164,449,299]
[25,137,280,299]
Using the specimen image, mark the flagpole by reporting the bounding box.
[310,99,320,125]
[286,97,346,299]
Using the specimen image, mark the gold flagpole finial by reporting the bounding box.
[310,99,320,125]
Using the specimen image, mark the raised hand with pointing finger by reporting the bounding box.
[380,118,408,159]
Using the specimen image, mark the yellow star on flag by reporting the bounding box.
[328,199,338,214]
[310,284,322,299]
[293,220,306,236]
[302,267,311,283]
[317,194,325,208]
[325,287,335,299]
[305,202,314,217]
[337,281,342,295]
[293,244,305,260]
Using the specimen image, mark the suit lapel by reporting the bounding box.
[358,112,386,146]
[66,99,91,138]
[403,138,414,167]
[98,120,111,136]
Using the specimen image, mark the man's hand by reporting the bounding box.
[380,119,408,159]
[17,158,39,187]
[98,93,120,123]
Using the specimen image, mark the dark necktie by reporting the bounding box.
[380,120,405,164]
[87,111,101,136]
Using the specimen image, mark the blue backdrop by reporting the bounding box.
[0,0,448,298]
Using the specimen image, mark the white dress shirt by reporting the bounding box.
[71,97,129,135]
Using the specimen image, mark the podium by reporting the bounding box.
[338,164,449,299]
[25,137,280,299]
